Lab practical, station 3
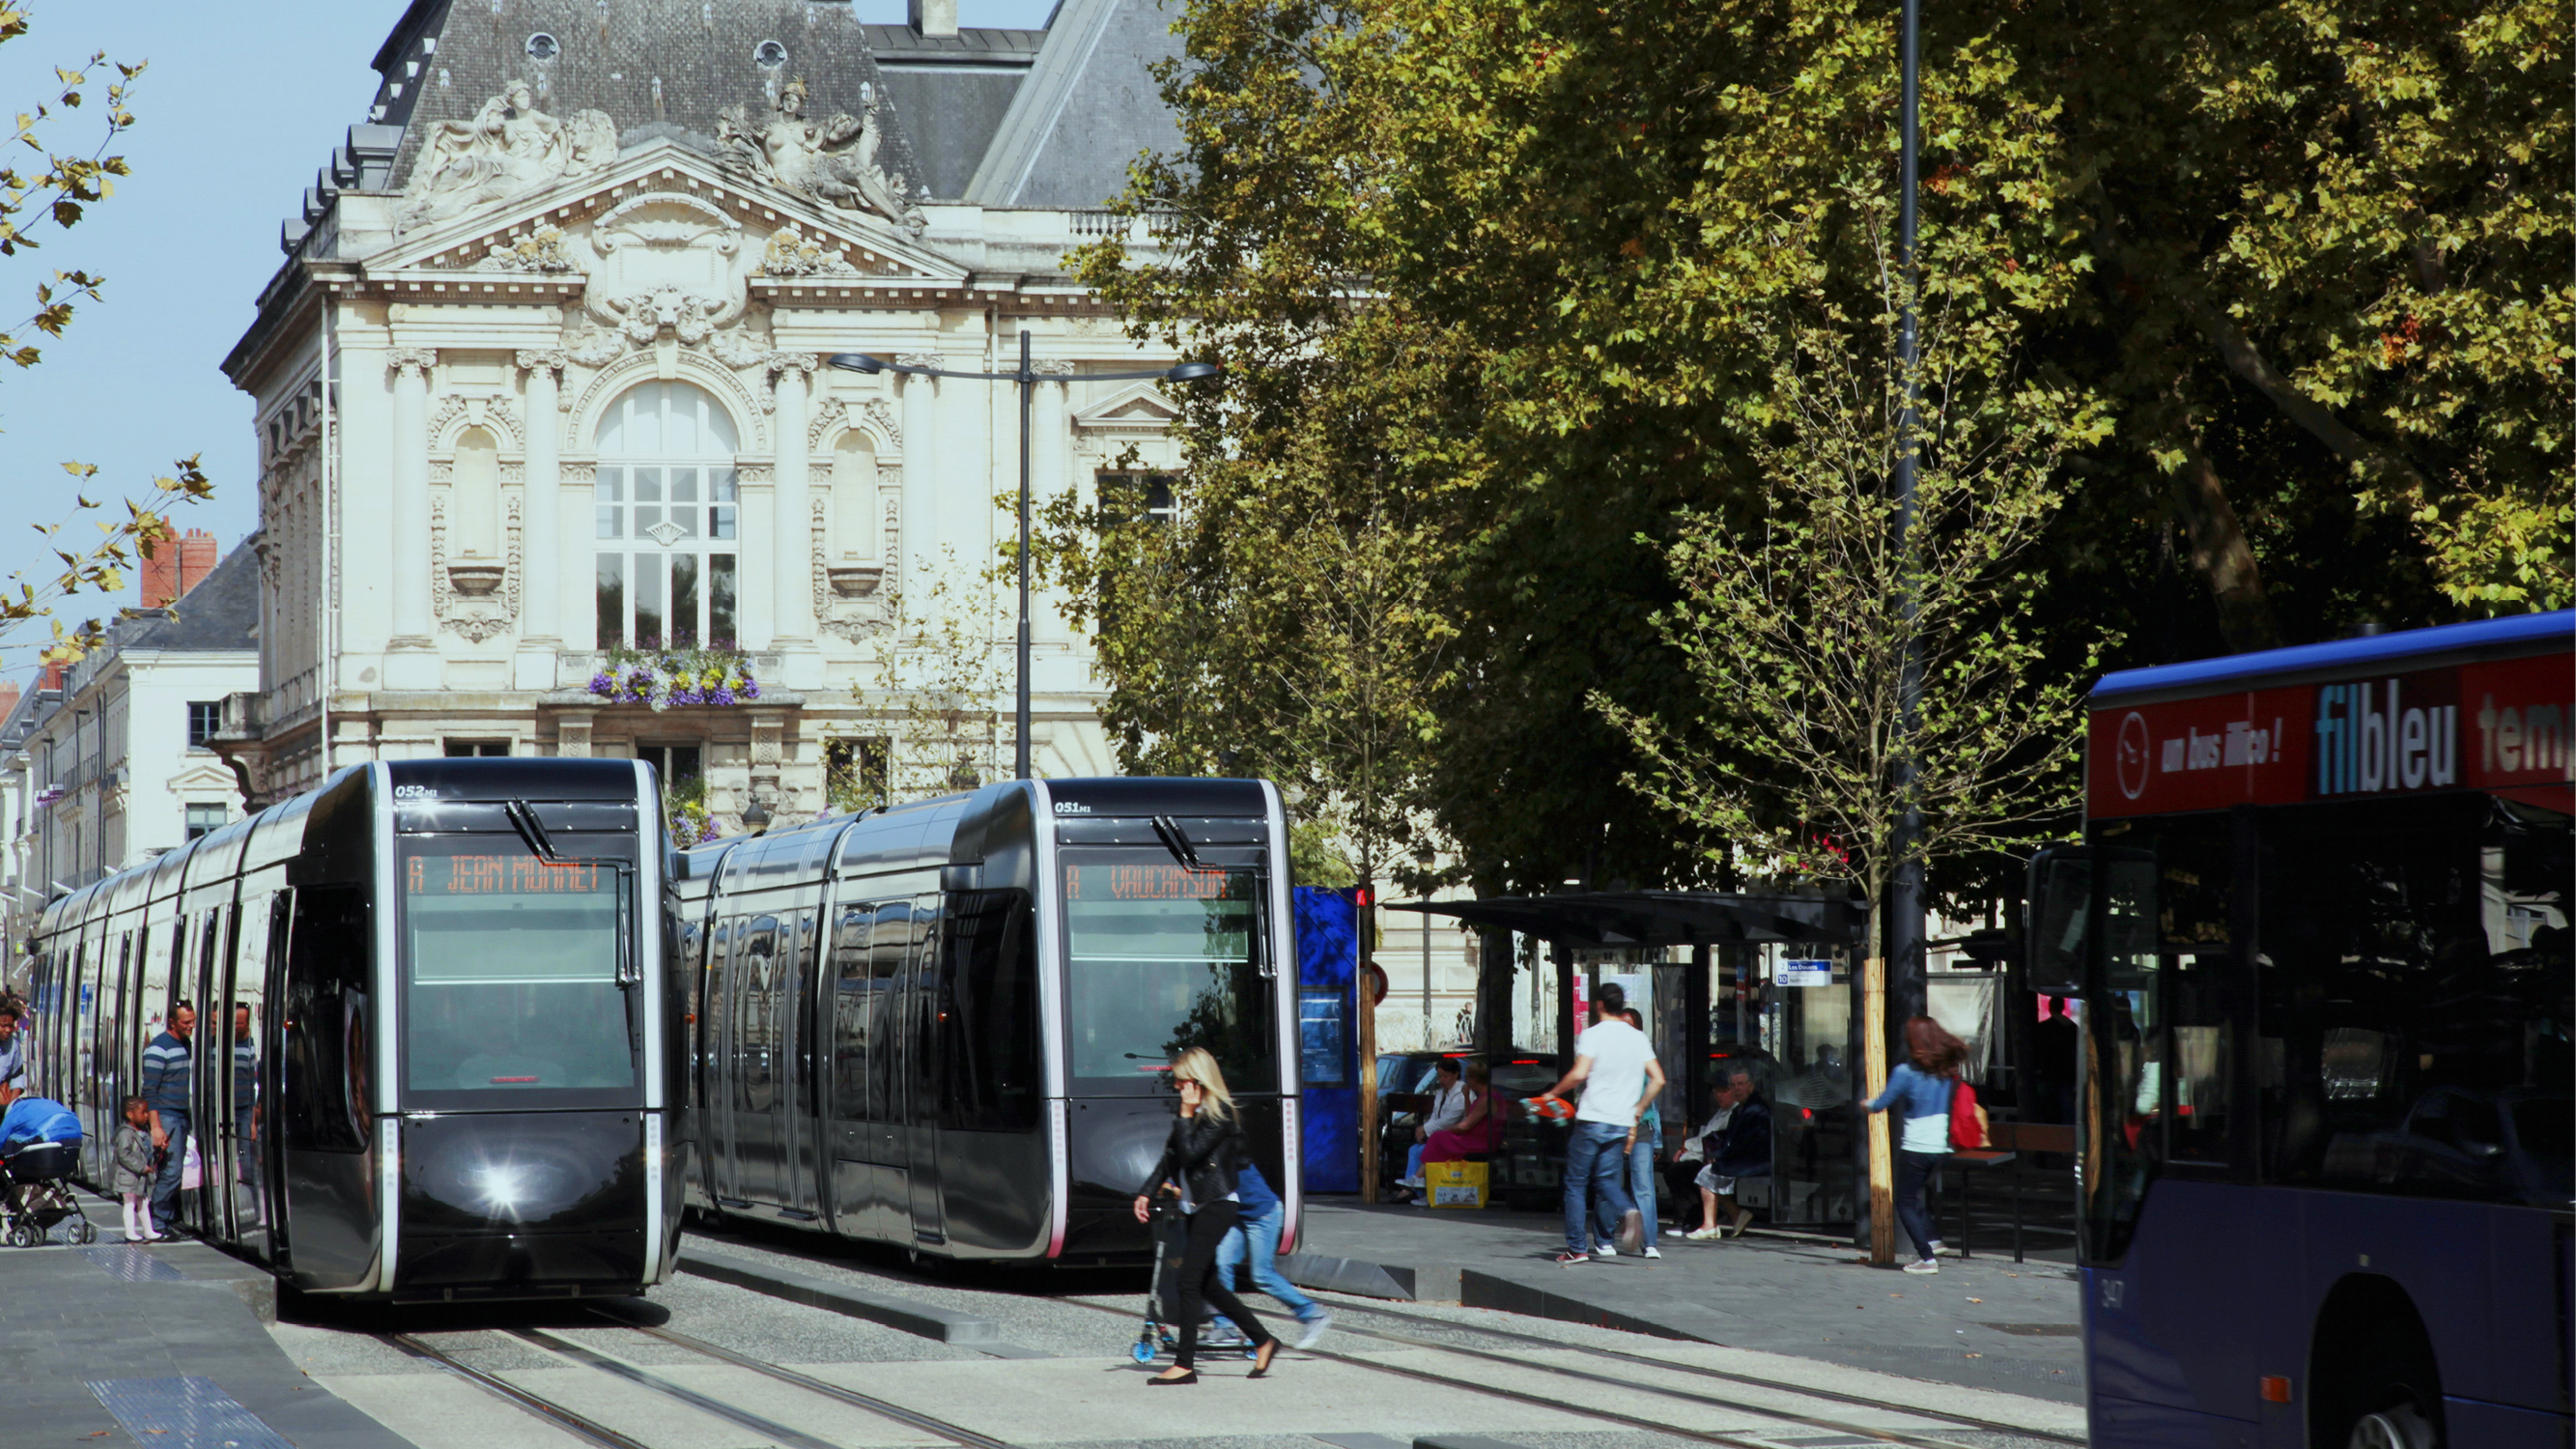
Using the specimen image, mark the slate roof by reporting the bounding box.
[962,0,1185,210]
[863,24,1046,201]
[115,542,260,654]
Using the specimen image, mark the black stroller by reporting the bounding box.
[1128,1195,1260,1365]
[0,1098,95,1248]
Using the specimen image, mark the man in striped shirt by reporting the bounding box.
[140,1003,197,1234]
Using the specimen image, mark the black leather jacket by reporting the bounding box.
[1139,1109,1247,1208]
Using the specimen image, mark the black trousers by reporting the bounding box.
[1174,1200,1270,1369]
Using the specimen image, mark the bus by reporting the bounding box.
[2028,611,2571,1449]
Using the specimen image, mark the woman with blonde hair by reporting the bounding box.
[1132,1047,1279,1383]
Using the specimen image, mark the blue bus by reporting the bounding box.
[2028,611,2571,1449]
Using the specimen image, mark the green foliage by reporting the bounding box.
[853,554,1015,804]
[1289,816,1356,887]
[0,14,209,664]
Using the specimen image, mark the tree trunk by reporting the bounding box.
[1861,890,1897,1264]
[1357,876,1380,1205]
[2163,421,2282,653]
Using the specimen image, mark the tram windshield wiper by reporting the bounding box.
[504,799,560,861]
[1150,815,1202,871]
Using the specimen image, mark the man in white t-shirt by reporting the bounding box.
[1538,982,1664,1264]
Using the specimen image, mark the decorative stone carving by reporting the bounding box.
[475,223,578,272]
[759,229,860,277]
[813,495,891,643]
[717,77,921,232]
[387,347,439,380]
[395,82,615,238]
[765,351,816,382]
[515,348,570,379]
[429,393,524,452]
[560,314,626,369]
[605,285,723,346]
[431,492,524,643]
[1033,358,1078,378]
[807,395,901,451]
[705,319,773,370]
[894,352,943,372]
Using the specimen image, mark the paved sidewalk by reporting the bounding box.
[0,1191,407,1449]
[1286,1201,2085,1404]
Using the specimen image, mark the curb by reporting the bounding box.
[680,1247,1004,1344]
[1281,1251,1463,1303]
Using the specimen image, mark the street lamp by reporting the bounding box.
[829,335,1222,781]
[739,791,771,834]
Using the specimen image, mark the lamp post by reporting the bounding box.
[829,337,1219,781]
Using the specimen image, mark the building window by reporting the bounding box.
[1096,470,1176,526]
[184,803,226,840]
[595,383,740,651]
[637,744,703,786]
[185,701,222,750]
[442,741,510,757]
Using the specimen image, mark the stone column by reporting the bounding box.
[515,350,567,691]
[896,355,942,603]
[385,347,439,689]
[767,353,820,688]
[1032,362,1076,645]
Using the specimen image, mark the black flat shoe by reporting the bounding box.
[1147,1370,1198,1385]
[1248,1339,1281,1378]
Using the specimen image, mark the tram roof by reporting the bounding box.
[2093,609,2571,706]
[1386,890,1869,948]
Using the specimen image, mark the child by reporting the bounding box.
[109,1096,159,1243]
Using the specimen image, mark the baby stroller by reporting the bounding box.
[0,1095,96,1248]
[1129,1194,1260,1365]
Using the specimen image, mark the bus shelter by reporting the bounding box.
[1386,890,1870,1225]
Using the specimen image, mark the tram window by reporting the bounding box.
[867,901,911,1122]
[2258,795,2571,1206]
[831,905,873,1124]
[282,886,370,1152]
[942,890,1038,1131]
[398,846,637,1105]
[1060,857,1278,1094]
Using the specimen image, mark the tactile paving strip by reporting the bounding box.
[77,1244,188,1282]
[86,1376,296,1449]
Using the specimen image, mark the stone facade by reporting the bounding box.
[216,1,1192,827]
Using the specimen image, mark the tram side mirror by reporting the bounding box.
[2026,846,2093,997]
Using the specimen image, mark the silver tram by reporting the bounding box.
[13,759,685,1302]
[676,777,1302,1263]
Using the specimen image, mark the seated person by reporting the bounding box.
[1423,1061,1499,1163]
[1398,1057,1470,1191]
[1678,1066,1771,1239]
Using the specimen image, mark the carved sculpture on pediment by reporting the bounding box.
[476,223,578,272]
[760,229,860,278]
[717,77,922,234]
[395,82,616,239]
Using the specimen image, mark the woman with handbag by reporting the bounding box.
[1131,1047,1281,1384]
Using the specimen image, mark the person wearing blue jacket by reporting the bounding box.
[1862,1015,1966,1274]
[1213,1160,1331,1349]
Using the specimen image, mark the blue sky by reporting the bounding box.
[0,0,1062,693]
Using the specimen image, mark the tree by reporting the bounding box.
[852,554,1017,805]
[0,15,210,663]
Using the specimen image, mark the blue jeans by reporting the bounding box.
[1894,1151,1941,1261]
[1594,1134,1659,1249]
[1562,1121,1636,1254]
[1216,1201,1320,1323]
[150,1109,189,1230]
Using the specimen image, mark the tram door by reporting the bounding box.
[902,894,946,1243]
[780,908,819,1219]
[731,916,784,1205]
[825,900,876,1234]
[859,899,912,1238]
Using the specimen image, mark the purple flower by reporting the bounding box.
[697,818,720,842]
[587,671,614,697]
[667,686,701,707]
[739,679,761,700]
[706,685,736,707]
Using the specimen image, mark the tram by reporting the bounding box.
[675,776,1300,1264]
[14,759,685,1303]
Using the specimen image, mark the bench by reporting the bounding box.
[1956,1122,2077,1263]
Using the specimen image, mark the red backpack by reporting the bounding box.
[1947,1077,1988,1150]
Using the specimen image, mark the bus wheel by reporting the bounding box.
[2348,1405,2435,1449]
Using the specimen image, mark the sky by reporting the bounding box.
[0,0,1062,696]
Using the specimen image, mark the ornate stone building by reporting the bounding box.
[217,0,1195,825]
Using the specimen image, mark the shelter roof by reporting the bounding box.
[1387,890,1868,948]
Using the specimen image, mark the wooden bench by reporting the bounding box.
[1968,1122,2077,1263]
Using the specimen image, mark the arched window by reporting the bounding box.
[452,427,500,559]
[829,430,874,560]
[594,383,740,650]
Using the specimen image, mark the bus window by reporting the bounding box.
[2081,847,2162,1263]
[2259,795,2571,1206]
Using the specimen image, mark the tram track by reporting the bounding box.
[380,1311,1024,1449]
[1047,1291,2030,1449]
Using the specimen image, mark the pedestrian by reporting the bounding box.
[140,1001,196,1236]
[1214,1158,1332,1348]
[1398,1057,1469,1198]
[1130,1046,1281,1384]
[1590,1008,1663,1258]
[0,1002,29,1101]
[1537,981,1664,1265]
[1861,1015,1966,1274]
[1679,1066,1772,1239]
[110,1096,161,1243]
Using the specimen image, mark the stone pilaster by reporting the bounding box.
[516,349,568,690]
[385,347,440,689]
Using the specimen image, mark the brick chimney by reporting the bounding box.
[143,528,220,609]
[0,680,17,722]
[37,661,64,694]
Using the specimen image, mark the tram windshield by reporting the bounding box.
[399,842,639,1108]
[1061,854,1278,1094]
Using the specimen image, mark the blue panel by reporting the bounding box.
[2443,1398,2573,1449]
[1295,887,1360,1193]
[2093,609,2570,701]
[78,1244,187,1282]
[86,1377,297,1449]
[2092,1392,2250,1449]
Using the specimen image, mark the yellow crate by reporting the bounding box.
[1424,1158,1487,1209]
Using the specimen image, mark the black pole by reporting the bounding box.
[1886,0,1927,1029]
[1015,328,1033,781]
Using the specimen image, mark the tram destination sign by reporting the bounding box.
[2088,646,2572,818]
